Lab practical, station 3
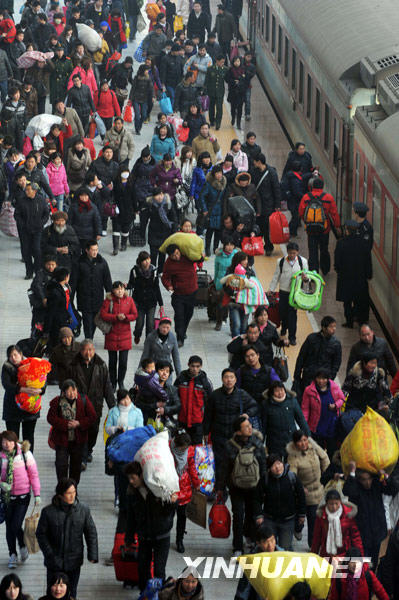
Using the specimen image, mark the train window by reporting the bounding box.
[384,197,394,267]
[363,164,368,203]
[265,5,270,42]
[291,48,297,91]
[306,74,312,119]
[324,103,330,151]
[278,25,282,65]
[372,178,381,247]
[315,88,321,134]
[284,36,289,78]
[355,153,360,203]
[261,0,265,36]
[299,61,304,104]
[333,118,339,167]
[271,15,276,54]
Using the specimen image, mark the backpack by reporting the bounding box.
[230,438,260,489]
[303,192,328,234]
[279,255,303,274]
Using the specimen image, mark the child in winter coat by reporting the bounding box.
[4,147,25,192]
[170,429,201,553]
[134,358,169,405]
[46,152,69,211]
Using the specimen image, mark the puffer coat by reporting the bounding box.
[100,291,138,351]
[171,444,200,505]
[311,500,364,558]
[150,162,182,203]
[130,156,156,208]
[66,147,92,191]
[198,172,226,229]
[286,438,330,506]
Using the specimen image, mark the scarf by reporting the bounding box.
[346,571,359,600]
[4,449,16,504]
[139,264,155,279]
[153,198,172,228]
[171,440,188,476]
[74,148,84,159]
[325,504,343,555]
[78,198,92,213]
[231,65,244,79]
[59,396,77,441]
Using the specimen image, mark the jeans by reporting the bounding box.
[108,349,129,389]
[244,87,251,117]
[288,196,300,236]
[128,13,138,39]
[6,420,37,452]
[209,95,224,127]
[78,113,90,135]
[205,228,221,254]
[230,487,254,551]
[20,229,42,276]
[257,214,273,252]
[138,536,170,591]
[171,291,196,342]
[279,290,297,339]
[150,245,166,273]
[176,504,186,541]
[263,516,295,550]
[134,306,156,338]
[55,442,84,485]
[55,194,65,211]
[82,311,97,339]
[132,100,148,133]
[165,86,175,106]
[47,568,80,600]
[5,495,30,555]
[307,232,330,274]
[0,78,8,103]
[229,306,248,338]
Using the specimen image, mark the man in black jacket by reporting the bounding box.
[252,153,281,256]
[203,367,258,482]
[87,146,119,188]
[33,13,56,51]
[14,182,50,279]
[75,240,112,339]
[187,1,210,43]
[242,131,262,169]
[28,254,57,330]
[66,73,95,134]
[159,43,184,104]
[227,323,269,369]
[347,323,397,378]
[173,72,198,116]
[216,416,267,555]
[68,340,115,465]
[205,31,221,63]
[293,316,342,399]
[41,211,81,287]
[282,142,313,177]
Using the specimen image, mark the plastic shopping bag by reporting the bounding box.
[123,103,133,123]
[241,236,264,256]
[194,443,215,496]
[94,112,106,137]
[269,210,290,244]
[159,92,173,115]
[15,357,52,414]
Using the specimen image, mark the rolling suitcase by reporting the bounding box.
[129,220,146,247]
[112,532,139,587]
[195,269,212,307]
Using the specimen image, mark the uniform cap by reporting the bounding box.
[353,201,369,216]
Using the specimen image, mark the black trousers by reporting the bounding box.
[47,568,80,600]
[82,311,97,339]
[83,413,101,461]
[55,442,84,485]
[230,98,244,126]
[134,306,156,338]
[179,422,203,445]
[171,291,196,342]
[20,229,42,276]
[5,494,30,555]
[279,290,297,339]
[257,214,273,252]
[108,349,129,388]
[150,245,166,273]
[343,286,370,326]
[176,504,186,541]
[230,486,254,552]
[307,232,330,274]
[102,116,113,132]
[138,536,170,592]
[288,197,300,236]
[6,420,37,451]
[212,437,227,487]
[205,228,221,254]
[209,96,224,127]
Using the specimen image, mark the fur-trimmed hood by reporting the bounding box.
[286,436,320,457]
[350,360,385,379]
[206,171,227,191]
[234,172,251,185]
[316,497,358,519]
[262,388,297,401]
[20,440,31,454]
[145,193,172,208]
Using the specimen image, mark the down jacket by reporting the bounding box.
[261,390,310,456]
[301,380,345,433]
[217,430,267,490]
[0,441,40,497]
[66,147,92,191]
[94,88,121,119]
[36,496,98,572]
[172,444,200,505]
[174,369,213,427]
[130,156,156,208]
[75,252,112,313]
[47,393,97,447]
[294,331,342,387]
[150,162,182,203]
[140,329,181,376]
[100,291,138,351]
[67,352,115,415]
[69,199,102,241]
[198,171,226,229]
[125,485,175,543]
[190,165,211,203]
[286,438,330,506]
[46,161,69,197]
[311,500,364,558]
[103,126,135,163]
[203,385,258,442]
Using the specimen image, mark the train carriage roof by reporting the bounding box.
[279,0,399,83]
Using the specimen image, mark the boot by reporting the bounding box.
[120,235,128,251]
[112,235,120,256]
[176,538,185,553]
[236,119,241,130]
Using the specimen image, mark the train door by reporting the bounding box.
[247,0,257,52]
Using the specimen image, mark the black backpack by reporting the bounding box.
[279,255,303,274]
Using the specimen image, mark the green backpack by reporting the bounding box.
[230,440,260,489]
[288,270,325,312]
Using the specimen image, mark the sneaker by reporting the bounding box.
[8,554,18,569]
[102,230,107,237]
[294,531,303,541]
[20,547,29,562]
[214,322,222,331]
[143,118,149,124]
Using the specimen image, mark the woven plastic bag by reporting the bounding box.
[341,406,399,475]
[159,232,204,261]
[134,430,180,501]
[0,202,18,237]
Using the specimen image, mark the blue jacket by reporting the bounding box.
[150,134,175,163]
[105,403,144,434]
[214,247,238,290]
[198,172,227,230]
[190,165,211,203]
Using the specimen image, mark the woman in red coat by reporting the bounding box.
[94,80,121,133]
[311,489,364,558]
[100,281,138,390]
[170,429,201,554]
[47,378,97,485]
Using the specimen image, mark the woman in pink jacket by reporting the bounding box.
[0,430,41,569]
[229,139,248,173]
[67,58,98,98]
[302,367,345,459]
[46,153,69,211]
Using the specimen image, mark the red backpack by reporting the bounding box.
[208,500,231,538]
[269,210,290,244]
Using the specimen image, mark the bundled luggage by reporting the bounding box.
[195,269,212,307]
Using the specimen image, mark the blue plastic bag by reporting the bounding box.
[107,425,156,463]
[159,92,173,115]
[94,113,106,137]
[134,41,145,63]
[138,578,163,600]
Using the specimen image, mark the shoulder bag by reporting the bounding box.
[94,300,113,335]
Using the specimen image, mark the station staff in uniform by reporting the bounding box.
[353,201,374,253]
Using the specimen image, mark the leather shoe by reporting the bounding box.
[176,540,185,553]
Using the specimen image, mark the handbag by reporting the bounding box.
[229,39,239,62]
[159,92,173,115]
[103,201,117,217]
[241,235,264,256]
[272,347,289,382]
[137,12,146,33]
[154,306,166,329]
[94,300,113,335]
[134,41,145,62]
[176,124,189,142]
[115,86,129,103]
[175,186,189,211]
[24,507,40,554]
[199,94,210,112]
[88,118,96,139]
[186,490,207,529]
[123,103,133,123]
[239,390,262,431]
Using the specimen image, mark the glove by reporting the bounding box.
[34,496,41,506]
[0,482,11,493]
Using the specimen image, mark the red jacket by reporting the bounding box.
[329,564,389,600]
[161,255,198,296]
[94,88,121,118]
[298,188,341,234]
[47,393,97,447]
[302,379,345,433]
[311,502,364,558]
[0,18,16,43]
[100,291,138,351]
[172,445,201,505]
[175,370,213,427]
[390,371,399,396]
[108,14,127,44]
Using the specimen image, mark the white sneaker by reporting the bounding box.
[102,230,107,237]
[20,547,29,562]
[8,553,18,568]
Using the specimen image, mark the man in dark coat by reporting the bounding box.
[75,240,112,339]
[87,146,119,187]
[66,73,95,134]
[204,54,227,129]
[251,153,280,255]
[381,520,399,599]
[213,4,237,60]
[242,131,262,169]
[293,316,342,399]
[36,478,98,599]
[187,1,210,43]
[41,211,81,288]
[44,267,78,349]
[203,367,258,483]
[48,44,73,108]
[16,152,55,202]
[282,142,313,176]
[334,220,372,328]
[173,72,199,116]
[205,32,222,63]
[347,323,396,378]
[68,339,115,464]
[28,254,58,330]
[227,323,269,370]
[32,13,56,51]
[48,327,81,385]
[159,43,184,103]
[353,201,374,253]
